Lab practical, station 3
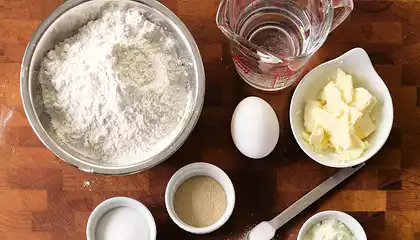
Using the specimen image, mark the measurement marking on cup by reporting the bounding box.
[272,73,280,89]
[232,53,251,73]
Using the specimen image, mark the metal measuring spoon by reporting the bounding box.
[246,163,365,240]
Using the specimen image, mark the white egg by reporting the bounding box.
[231,96,280,159]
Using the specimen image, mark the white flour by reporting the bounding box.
[39,5,191,165]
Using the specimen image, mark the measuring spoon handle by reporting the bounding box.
[269,163,365,230]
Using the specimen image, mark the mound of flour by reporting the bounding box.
[39,5,191,164]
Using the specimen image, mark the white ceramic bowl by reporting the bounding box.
[290,48,394,168]
[86,197,157,240]
[165,162,235,234]
[298,211,367,240]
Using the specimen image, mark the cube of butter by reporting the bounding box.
[335,68,353,103]
[312,107,352,150]
[324,81,347,117]
[351,88,377,113]
[355,114,376,139]
[304,100,321,133]
[309,127,329,151]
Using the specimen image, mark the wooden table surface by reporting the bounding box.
[0,0,419,239]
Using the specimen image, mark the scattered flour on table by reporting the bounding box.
[39,5,191,165]
[0,105,14,145]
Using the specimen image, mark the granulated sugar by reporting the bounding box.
[39,5,191,164]
[174,176,227,227]
[96,207,150,240]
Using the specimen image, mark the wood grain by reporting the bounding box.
[0,0,419,239]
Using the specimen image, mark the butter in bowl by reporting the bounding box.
[302,68,377,161]
[290,48,394,168]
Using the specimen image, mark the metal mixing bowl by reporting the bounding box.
[20,0,205,175]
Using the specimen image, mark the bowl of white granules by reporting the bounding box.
[20,0,205,175]
[298,211,366,240]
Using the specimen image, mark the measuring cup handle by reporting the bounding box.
[330,0,354,31]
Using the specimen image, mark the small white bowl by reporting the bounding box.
[165,162,235,234]
[86,197,157,240]
[298,211,367,240]
[290,48,394,168]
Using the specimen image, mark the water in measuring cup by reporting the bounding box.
[232,0,313,90]
[238,0,311,57]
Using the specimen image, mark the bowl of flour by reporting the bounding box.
[20,0,205,175]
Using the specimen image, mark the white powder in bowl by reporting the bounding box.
[39,5,191,165]
[303,218,355,240]
[96,207,150,240]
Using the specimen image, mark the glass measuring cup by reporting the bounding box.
[216,0,353,91]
